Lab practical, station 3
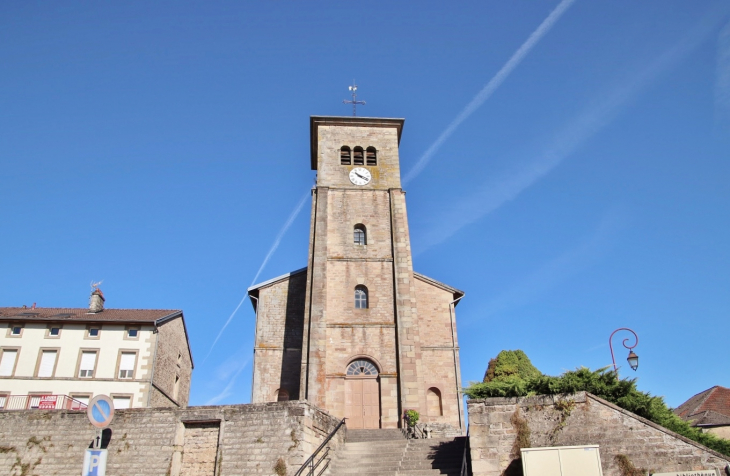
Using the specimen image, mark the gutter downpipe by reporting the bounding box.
[147,321,161,407]
[250,294,259,404]
[449,295,464,433]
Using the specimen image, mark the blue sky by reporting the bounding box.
[1,1,729,409]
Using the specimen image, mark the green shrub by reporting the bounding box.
[404,409,420,427]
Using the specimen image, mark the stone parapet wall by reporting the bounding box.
[0,400,344,475]
[467,392,730,476]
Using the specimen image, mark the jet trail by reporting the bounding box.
[202,189,311,364]
[402,0,577,185]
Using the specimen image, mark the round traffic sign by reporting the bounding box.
[87,395,115,429]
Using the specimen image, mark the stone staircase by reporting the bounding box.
[324,429,467,475]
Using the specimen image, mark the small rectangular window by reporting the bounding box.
[37,350,58,378]
[79,351,97,378]
[10,326,22,336]
[0,349,18,377]
[125,327,139,339]
[118,352,136,379]
[49,327,60,336]
[112,396,131,409]
[87,327,100,338]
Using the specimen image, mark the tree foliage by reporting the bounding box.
[482,350,542,383]
[466,358,730,457]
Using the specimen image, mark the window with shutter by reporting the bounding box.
[79,351,97,378]
[119,352,136,379]
[0,394,7,409]
[0,350,18,377]
[38,350,57,377]
[113,396,131,409]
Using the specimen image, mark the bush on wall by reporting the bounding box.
[465,354,730,457]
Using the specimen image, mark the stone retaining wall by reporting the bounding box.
[467,392,730,476]
[0,400,344,475]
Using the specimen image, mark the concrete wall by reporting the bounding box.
[0,400,344,475]
[467,392,730,476]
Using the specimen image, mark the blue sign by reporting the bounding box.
[86,395,114,429]
[82,449,107,476]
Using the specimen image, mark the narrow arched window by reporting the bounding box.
[427,387,443,416]
[366,147,377,166]
[355,285,368,309]
[340,146,351,165]
[353,146,364,165]
[354,224,366,245]
[276,389,289,402]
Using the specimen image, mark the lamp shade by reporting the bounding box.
[626,350,639,371]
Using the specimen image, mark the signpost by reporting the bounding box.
[83,395,114,476]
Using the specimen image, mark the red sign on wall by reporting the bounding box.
[38,395,58,409]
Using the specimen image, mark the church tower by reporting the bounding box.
[248,116,464,431]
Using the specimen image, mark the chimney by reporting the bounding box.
[89,288,105,313]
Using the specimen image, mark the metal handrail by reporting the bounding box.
[0,394,87,411]
[460,427,470,476]
[294,418,346,476]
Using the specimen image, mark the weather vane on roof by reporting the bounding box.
[343,81,366,117]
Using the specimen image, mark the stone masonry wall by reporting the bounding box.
[252,271,307,403]
[0,400,344,475]
[151,315,193,407]
[468,392,730,476]
[414,277,462,429]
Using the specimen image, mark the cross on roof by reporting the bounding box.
[343,81,366,116]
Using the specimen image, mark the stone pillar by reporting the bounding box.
[389,189,426,421]
[301,187,329,408]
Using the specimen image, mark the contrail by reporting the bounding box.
[413,2,728,256]
[202,189,311,363]
[402,0,577,185]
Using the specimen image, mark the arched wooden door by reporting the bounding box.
[344,359,380,429]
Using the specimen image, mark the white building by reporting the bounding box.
[0,291,193,410]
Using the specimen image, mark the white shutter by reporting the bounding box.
[0,350,17,376]
[38,351,57,377]
[120,353,135,371]
[119,352,135,379]
[29,395,41,408]
[113,396,131,409]
[79,351,96,377]
[0,395,6,408]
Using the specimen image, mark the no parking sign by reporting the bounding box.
[83,395,114,475]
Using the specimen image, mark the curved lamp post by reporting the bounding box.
[609,328,639,376]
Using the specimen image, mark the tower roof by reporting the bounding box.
[309,116,405,170]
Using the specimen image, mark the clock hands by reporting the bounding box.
[354,172,366,180]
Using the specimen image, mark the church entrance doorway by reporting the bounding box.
[344,359,380,429]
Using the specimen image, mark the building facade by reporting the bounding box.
[0,292,193,410]
[249,116,465,431]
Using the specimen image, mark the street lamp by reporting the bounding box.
[609,328,639,376]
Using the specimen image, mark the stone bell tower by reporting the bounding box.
[249,116,464,431]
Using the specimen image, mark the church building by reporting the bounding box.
[248,116,465,431]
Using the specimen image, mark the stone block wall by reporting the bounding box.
[151,315,193,407]
[252,270,307,403]
[0,400,344,475]
[467,392,730,476]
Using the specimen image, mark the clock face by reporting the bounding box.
[349,167,372,186]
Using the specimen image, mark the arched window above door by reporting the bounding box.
[346,359,378,376]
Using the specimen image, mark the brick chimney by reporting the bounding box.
[89,288,105,313]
